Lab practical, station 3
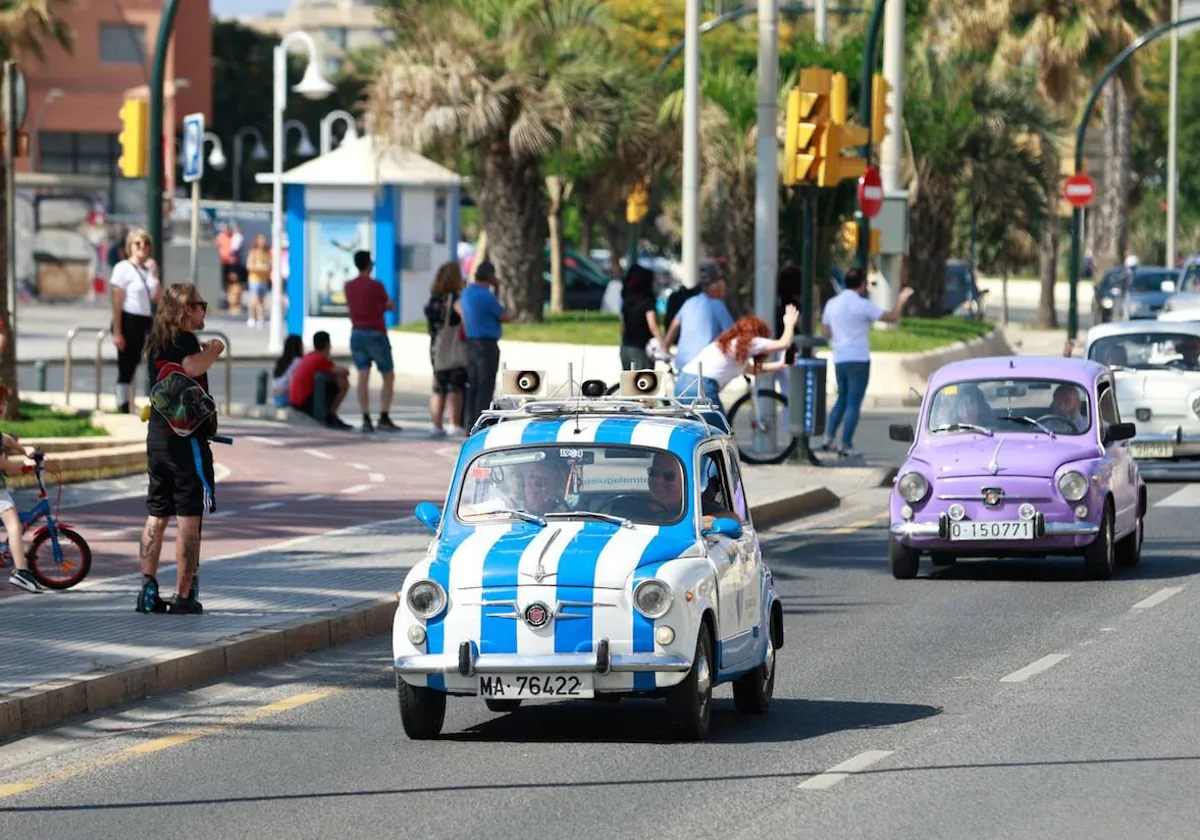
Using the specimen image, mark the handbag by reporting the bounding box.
[131,263,158,317]
[433,294,468,372]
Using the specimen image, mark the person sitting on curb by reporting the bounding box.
[288,331,352,430]
[1,385,46,593]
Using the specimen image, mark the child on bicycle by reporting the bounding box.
[0,384,44,592]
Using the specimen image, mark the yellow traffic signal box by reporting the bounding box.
[840,220,880,254]
[817,72,868,188]
[117,99,148,179]
[783,67,833,186]
[626,180,650,224]
[872,74,892,145]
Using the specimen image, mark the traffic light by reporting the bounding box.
[815,72,868,188]
[782,67,833,186]
[626,180,650,224]
[841,221,880,254]
[871,74,892,145]
[117,98,148,179]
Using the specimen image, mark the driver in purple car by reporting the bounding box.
[1051,384,1088,432]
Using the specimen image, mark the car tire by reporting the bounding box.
[484,698,523,713]
[666,623,713,741]
[1083,501,1116,580]
[930,552,956,567]
[397,673,446,739]
[1115,511,1143,568]
[732,629,776,716]
[889,535,920,579]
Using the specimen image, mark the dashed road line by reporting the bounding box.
[248,502,284,511]
[798,750,894,791]
[347,462,370,471]
[1156,484,1200,508]
[1131,586,1184,611]
[95,528,132,540]
[246,436,284,447]
[1000,653,1069,683]
[302,448,334,461]
[341,485,370,495]
[297,494,327,502]
[211,510,237,519]
[369,472,385,483]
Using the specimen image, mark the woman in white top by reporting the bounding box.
[677,304,798,412]
[110,228,162,413]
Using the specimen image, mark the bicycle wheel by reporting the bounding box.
[727,389,797,465]
[29,525,92,589]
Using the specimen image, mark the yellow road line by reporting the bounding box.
[824,515,887,536]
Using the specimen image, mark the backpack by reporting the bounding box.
[149,361,218,440]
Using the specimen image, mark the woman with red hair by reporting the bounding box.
[676,304,798,411]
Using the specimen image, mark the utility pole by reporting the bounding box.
[815,0,828,44]
[1167,0,1180,267]
[682,0,701,288]
[754,0,779,325]
[875,0,904,316]
[146,0,180,278]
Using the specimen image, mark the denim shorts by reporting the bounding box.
[350,329,394,373]
[250,282,270,297]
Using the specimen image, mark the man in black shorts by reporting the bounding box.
[136,283,224,614]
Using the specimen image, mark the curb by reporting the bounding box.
[0,484,839,743]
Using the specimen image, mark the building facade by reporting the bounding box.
[232,0,392,80]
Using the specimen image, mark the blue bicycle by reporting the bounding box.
[0,452,92,589]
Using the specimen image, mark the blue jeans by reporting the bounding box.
[674,372,724,413]
[826,361,870,446]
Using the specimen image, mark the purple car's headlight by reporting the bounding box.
[897,471,929,503]
[1057,470,1089,502]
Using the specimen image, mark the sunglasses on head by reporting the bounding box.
[647,468,677,482]
[190,301,208,311]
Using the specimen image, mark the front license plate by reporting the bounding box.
[950,520,1033,541]
[1132,442,1174,459]
[478,673,595,699]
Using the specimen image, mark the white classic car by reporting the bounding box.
[1158,256,1200,322]
[1084,320,1200,480]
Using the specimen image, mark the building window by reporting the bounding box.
[325,56,342,79]
[38,132,119,176]
[322,26,347,50]
[376,28,395,44]
[99,23,147,65]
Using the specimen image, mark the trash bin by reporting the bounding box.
[788,357,827,438]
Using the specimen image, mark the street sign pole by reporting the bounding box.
[182,113,205,286]
[4,62,16,362]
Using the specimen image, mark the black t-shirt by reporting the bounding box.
[146,331,208,442]
[621,296,655,348]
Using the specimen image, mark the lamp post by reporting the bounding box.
[284,118,317,157]
[269,30,334,354]
[319,109,358,155]
[232,126,269,204]
[31,87,63,172]
[204,131,226,170]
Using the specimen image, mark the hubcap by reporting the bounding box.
[696,650,711,717]
[763,638,775,684]
[1106,514,1114,568]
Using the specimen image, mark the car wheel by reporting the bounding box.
[665,623,713,741]
[397,673,446,739]
[889,535,920,579]
[1115,511,1143,568]
[732,631,775,716]
[930,552,956,567]
[484,698,523,713]
[1083,502,1116,580]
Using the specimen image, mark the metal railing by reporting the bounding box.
[199,331,233,415]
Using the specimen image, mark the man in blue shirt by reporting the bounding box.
[663,271,734,371]
[457,260,510,428]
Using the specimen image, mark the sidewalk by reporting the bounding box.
[0,463,884,742]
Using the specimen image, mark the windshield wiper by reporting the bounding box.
[470,508,546,527]
[545,510,633,528]
[1002,415,1057,438]
[930,423,994,436]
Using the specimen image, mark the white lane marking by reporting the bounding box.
[302,449,334,461]
[368,473,385,483]
[211,510,237,519]
[95,528,132,540]
[1000,653,1069,683]
[1156,484,1200,508]
[1100,627,1115,633]
[347,462,370,471]
[798,750,894,791]
[247,436,284,447]
[341,485,370,495]
[1132,586,1184,611]
[297,494,327,503]
[249,502,284,511]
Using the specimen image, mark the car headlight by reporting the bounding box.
[1057,470,1089,502]
[406,579,447,619]
[897,471,929,503]
[1101,298,1114,309]
[1192,396,1200,419]
[633,579,673,619]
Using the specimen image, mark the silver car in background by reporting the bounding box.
[1084,321,1200,480]
[1159,256,1200,322]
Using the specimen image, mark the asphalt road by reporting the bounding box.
[2,473,1198,838]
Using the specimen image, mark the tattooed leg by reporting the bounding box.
[140,516,168,576]
[175,515,203,598]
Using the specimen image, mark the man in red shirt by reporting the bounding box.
[344,250,398,432]
[289,330,352,430]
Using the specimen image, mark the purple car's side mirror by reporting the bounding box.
[889,423,915,443]
[1104,422,1137,445]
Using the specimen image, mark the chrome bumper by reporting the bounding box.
[395,639,692,678]
[890,521,1099,537]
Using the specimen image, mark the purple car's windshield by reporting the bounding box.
[927,378,1091,436]
[1088,332,1200,372]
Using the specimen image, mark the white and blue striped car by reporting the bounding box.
[395,381,782,741]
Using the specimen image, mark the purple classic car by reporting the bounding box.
[887,357,1146,580]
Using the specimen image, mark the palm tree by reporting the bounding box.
[369,0,630,321]
[0,1,73,419]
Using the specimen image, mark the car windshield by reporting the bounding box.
[927,378,1092,436]
[1181,262,1200,293]
[1130,269,1177,294]
[1088,332,1200,371]
[456,444,688,526]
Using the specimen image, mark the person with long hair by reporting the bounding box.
[271,334,305,408]
[424,261,468,436]
[619,264,663,371]
[136,283,225,615]
[110,227,162,413]
[676,304,799,412]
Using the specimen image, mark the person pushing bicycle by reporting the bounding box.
[0,384,46,592]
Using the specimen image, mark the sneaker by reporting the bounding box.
[445,425,465,438]
[376,416,401,432]
[839,446,863,458]
[9,569,44,593]
[819,438,837,452]
[167,594,203,615]
[135,575,167,613]
[428,426,447,439]
[362,416,375,433]
[325,415,353,431]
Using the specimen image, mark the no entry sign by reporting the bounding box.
[857,166,883,219]
[1064,173,1096,209]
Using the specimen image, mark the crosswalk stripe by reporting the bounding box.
[1156,485,1200,508]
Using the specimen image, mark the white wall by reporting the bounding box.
[398,186,457,328]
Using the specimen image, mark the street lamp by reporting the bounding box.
[31,87,63,172]
[203,131,226,169]
[270,30,335,353]
[320,109,358,155]
[284,118,317,157]
[232,126,269,204]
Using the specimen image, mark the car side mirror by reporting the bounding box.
[414,501,443,533]
[702,516,743,540]
[1104,422,1137,445]
[889,423,915,442]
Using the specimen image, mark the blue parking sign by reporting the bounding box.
[182,112,204,183]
